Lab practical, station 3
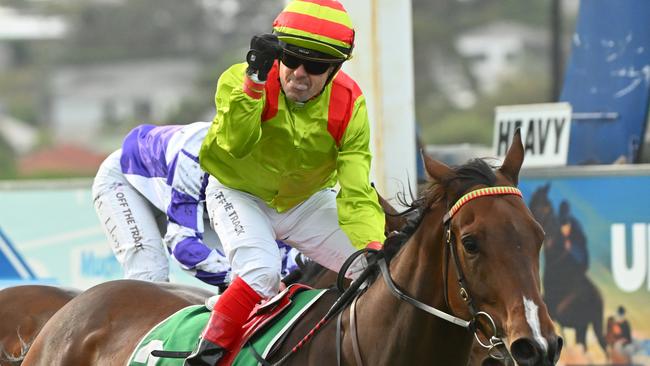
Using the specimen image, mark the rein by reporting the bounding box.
[257,186,523,365]
[371,186,523,363]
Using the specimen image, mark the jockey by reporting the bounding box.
[92,122,302,291]
[186,1,385,365]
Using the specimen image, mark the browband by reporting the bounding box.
[443,186,522,223]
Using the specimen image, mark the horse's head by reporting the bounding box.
[418,130,562,365]
[528,183,565,260]
[529,183,555,229]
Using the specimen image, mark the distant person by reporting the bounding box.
[606,306,635,364]
[616,306,632,346]
[92,122,301,291]
[606,315,618,345]
[558,200,589,274]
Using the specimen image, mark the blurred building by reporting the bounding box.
[0,6,67,70]
[50,59,200,147]
[17,144,107,177]
[0,112,38,155]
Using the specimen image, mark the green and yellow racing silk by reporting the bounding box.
[199,62,385,248]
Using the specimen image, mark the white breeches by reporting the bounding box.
[205,176,358,298]
[92,150,171,281]
[92,151,221,282]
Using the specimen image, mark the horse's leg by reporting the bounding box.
[574,324,588,352]
[593,307,609,359]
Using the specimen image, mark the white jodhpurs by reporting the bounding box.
[206,176,357,298]
[92,150,170,281]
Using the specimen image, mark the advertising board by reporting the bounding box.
[521,166,650,365]
[0,181,214,292]
[493,103,572,168]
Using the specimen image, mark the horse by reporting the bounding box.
[22,132,562,366]
[528,184,607,357]
[0,285,80,366]
[286,261,512,366]
[376,192,512,366]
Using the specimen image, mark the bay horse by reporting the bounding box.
[0,285,80,366]
[528,184,607,357]
[22,132,561,365]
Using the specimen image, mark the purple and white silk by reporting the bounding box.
[93,122,300,288]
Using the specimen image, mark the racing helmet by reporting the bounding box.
[273,0,355,62]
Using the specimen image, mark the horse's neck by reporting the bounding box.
[352,209,473,365]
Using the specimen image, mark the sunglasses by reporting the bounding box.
[280,52,336,75]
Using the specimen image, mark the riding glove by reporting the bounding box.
[245,33,281,81]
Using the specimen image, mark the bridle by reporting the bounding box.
[366,186,524,363]
[444,186,522,357]
[259,186,524,366]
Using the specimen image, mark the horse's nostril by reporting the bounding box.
[511,338,539,364]
[549,336,564,363]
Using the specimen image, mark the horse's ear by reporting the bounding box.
[422,150,453,183]
[372,183,407,233]
[498,128,524,186]
[376,189,399,216]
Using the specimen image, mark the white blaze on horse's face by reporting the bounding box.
[523,296,549,353]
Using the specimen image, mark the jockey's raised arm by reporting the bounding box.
[188,1,385,364]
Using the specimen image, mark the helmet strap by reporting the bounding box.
[320,62,343,95]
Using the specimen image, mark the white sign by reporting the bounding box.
[493,103,572,167]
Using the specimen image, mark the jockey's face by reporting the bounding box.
[279,61,333,102]
[560,223,571,237]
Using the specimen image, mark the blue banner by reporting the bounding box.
[521,173,650,365]
[0,186,215,292]
[560,0,650,165]
[0,227,35,279]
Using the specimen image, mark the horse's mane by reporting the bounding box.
[383,158,497,261]
[293,159,499,290]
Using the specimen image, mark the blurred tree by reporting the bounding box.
[0,0,572,153]
[0,67,44,126]
[58,0,205,63]
[52,0,284,125]
[412,0,559,145]
[0,136,16,179]
[420,72,551,144]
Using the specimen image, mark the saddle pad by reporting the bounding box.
[127,289,326,366]
[233,289,326,366]
[127,305,207,366]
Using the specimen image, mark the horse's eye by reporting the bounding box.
[462,236,479,254]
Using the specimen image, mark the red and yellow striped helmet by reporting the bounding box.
[273,0,355,61]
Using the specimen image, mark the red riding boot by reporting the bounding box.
[184,277,262,366]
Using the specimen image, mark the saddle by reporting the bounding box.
[128,284,327,366]
[222,283,315,365]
